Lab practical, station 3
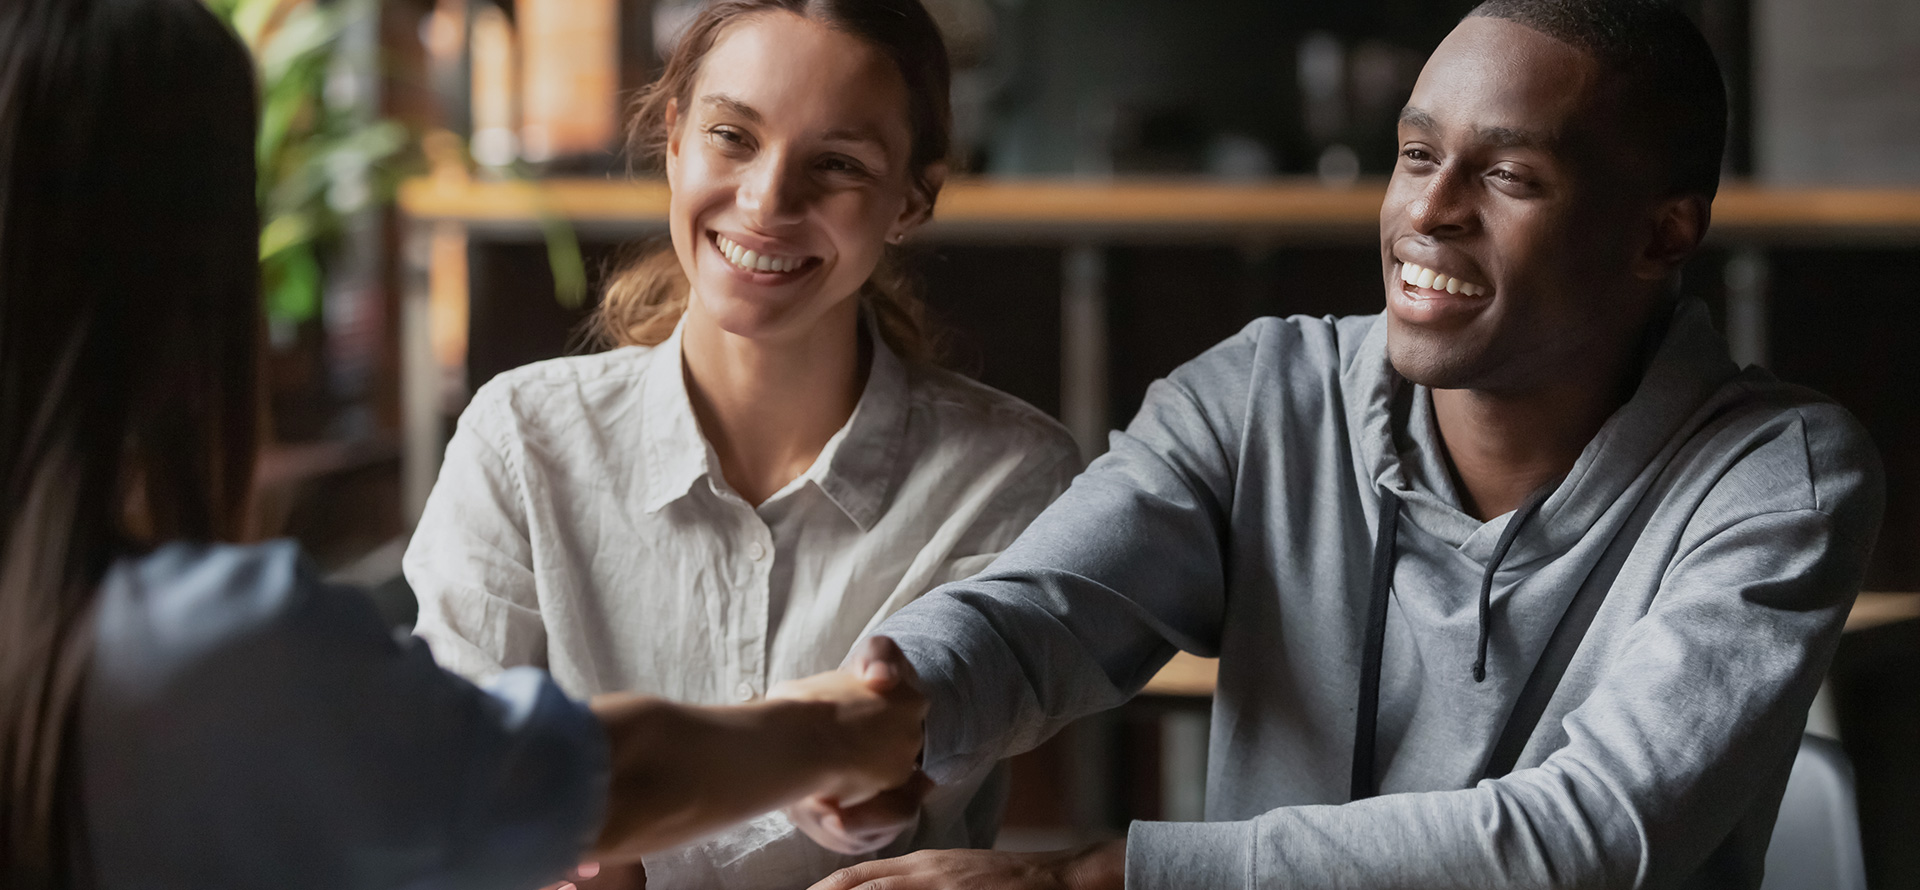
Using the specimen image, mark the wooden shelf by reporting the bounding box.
[399,176,1920,244]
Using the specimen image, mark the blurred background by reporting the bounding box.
[223,0,1920,885]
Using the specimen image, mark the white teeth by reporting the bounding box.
[715,234,804,274]
[1398,262,1488,297]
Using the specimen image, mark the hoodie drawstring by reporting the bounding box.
[1473,485,1556,682]
[1351,483,1556,800]
[1351,488,1401,801]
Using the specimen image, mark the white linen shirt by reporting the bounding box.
[405,321,1080,888]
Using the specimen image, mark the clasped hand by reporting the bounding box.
[773,636,933,855]
[768,636,928,825]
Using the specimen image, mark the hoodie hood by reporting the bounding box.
[1338,297,1749,797]
[1342,298,1744,567]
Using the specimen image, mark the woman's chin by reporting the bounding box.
[688,285,851,346]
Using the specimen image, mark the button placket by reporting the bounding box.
[737,515,772,702]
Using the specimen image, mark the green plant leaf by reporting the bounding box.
[263,242,323,323]
[205,0,417,325]
[259,213,314,262]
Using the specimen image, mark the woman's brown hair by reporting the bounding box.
[0,0,260,884]
[596,0,953,366]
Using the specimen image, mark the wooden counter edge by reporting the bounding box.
[398,177,1920,233]
[1142,591,1920,697]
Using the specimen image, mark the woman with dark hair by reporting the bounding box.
[0,0,923,887]
[405,1,1082,886]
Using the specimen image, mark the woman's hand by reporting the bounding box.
[768,636,927,807]
[587,639,923,862]
[784,770,933,855]
[545,861,645,890]
[804,841,1127,890]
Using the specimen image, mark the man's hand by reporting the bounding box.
[780,636,933,854]
[767,636,927,808]
[786,770,933,855]
[805,841,1126,890]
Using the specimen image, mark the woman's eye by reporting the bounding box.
[818,156,869,177]
[707,127,749,149]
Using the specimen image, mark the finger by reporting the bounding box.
[830,771,932,835]
[857,635,924,695]
[806,860,899,890]
[790,797,875,856]
[851,636,904,691]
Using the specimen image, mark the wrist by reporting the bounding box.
[766,698,857,793]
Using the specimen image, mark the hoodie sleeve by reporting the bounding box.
[875,323,1264,785]
[1126,410,1885,889]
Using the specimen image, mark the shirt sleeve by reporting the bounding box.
[1127,498,1878,889]
[82,542,609,890]
[927,425,1083,589]
[406,384,547,682]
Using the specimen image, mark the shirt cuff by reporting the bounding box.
[1126,819,1254,890]
[479,668,611,875]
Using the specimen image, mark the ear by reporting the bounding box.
[1632,193,1710,282]
[664,98,683,190]
[889,161,949,243]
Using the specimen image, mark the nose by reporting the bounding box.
[737,149,808,230]
[1405,164,1476,238]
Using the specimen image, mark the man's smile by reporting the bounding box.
[1397,261,1489,297]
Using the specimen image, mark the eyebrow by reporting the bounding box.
[699,94,762,124]
[819,126,888,150]
[1398,106,1558,150]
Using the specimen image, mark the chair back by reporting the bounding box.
[1761,734,1868,890]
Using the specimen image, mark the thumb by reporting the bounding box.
[852,635,907,692]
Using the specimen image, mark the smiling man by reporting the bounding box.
[805,1,1887,888]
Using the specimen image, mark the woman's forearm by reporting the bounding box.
[587,696,839,858]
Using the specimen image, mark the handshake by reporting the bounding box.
[768,636,934,856]
[578,635,1126,890]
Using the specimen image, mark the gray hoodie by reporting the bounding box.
[876,298,1883,889]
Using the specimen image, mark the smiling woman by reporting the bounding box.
[402,2,1083,888]
[599,0,953,366]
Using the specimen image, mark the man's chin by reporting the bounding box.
[1384,320,1485,390]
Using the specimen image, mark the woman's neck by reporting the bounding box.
[680,299,869,506]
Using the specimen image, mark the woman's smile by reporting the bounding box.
[709,230,823,281]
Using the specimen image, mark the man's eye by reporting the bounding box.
[1401,148,1433,163]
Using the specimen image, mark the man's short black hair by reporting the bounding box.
[1469,0,1729,200]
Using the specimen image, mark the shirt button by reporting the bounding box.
[747,541,767,561]
[735,682,756,701]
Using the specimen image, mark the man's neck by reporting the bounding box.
[680,300,867,507]
[1430,382,1621,521]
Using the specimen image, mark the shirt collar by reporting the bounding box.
[635,315,912,530]
[813,319,911,531]
[637,319,714,515]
